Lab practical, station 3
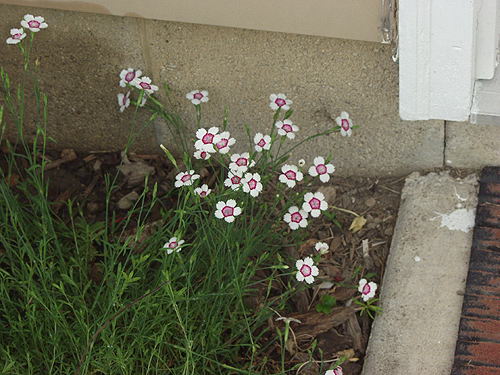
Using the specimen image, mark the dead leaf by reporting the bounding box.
[336,348,355,360]
[289,307,355,340]
[332,286,357,302]
[299,239,319,256]
[349,216,367,233]
[346,314,364,352]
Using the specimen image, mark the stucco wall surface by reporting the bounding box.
[0,4,448,176]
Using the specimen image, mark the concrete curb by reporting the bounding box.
[362,171,479,375]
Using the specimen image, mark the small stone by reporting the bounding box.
[60,148,77,161]
[87,202,99,213]
[117,191,140,210]
[414,255,422,262]
[365,197,377,207]
[317,186,336,203]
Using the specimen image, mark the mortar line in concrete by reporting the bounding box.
[136,18,155,82]
[443,120,448,167]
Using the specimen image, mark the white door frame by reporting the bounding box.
[399,0,499,122]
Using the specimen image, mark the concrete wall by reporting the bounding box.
[0,0,383,42]
[2,4,496,177]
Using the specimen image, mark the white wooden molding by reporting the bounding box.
[399,0,500,121]
[399,0,477,121]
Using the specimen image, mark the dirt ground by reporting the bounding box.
[1,147,404,374]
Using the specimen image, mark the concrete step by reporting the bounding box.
[362,171,479,375]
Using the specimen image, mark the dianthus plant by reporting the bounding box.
[115,70,367,370]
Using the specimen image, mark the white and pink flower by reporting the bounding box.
[195,127,220,153]
[335,111,353,137]
[254,133,271,152]
[174,170,200,188]
[275,119,299,140]
[325,366,343,375]
[6,28,26,45]
[295,257,319,284]
[133,76,158,94]
[302,192,328,218]
[119,68,142,88]
[279,164,303,188]
[215,199,242,223]
[117,92,130,113]
[194,184,211,197]
[283,206,308,230]
[20,14,48,32]
[358,278,378,302]
[186,90,209,105]
[315,241,329,255]
[224,170,244,191]
[269,93,292,111]
[215,131,235,154]
[229,153,255,173]
[163,237,185,254]
[242,173,263,198]
[193,149,211,160]
[308,156,335,183]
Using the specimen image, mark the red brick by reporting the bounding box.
[466,269,500,297]
[469,248,500,274]
[476,204,500,227]
[452,361,500,375]
[463,293,500,319]
[480,182,500,197]
[455,341,500,366]
[459,316,500,342]
[475,227,500,243]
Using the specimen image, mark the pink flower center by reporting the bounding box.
[257,139,266,147]
[231,176,241,184]
[362,284,371,295]
[200,191,207,197]
[216,138,228,149]
[285,170,296,180]
[300,264,312,277]
[168,241,177,249]
[309,198,321,210]
[282,124,293,133]
[139,81,151,90]
[200,151,207,159]
[14,33,23,39]
[236,158,247,167]
[341,119,350,131]
[275,98,286,107]
[180,174,191,183]
[316,164,327,174]
[125,71,135,82]
[333,368,343,375]
[291,212,303,223]
[222,206,234,217]
[193,92,204,100]
[28,20,40,28]
[248,179,257,190]
[202,133,214,144]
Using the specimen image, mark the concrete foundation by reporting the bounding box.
[0,4,498,176]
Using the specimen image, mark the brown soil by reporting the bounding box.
[0,146,403,374]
